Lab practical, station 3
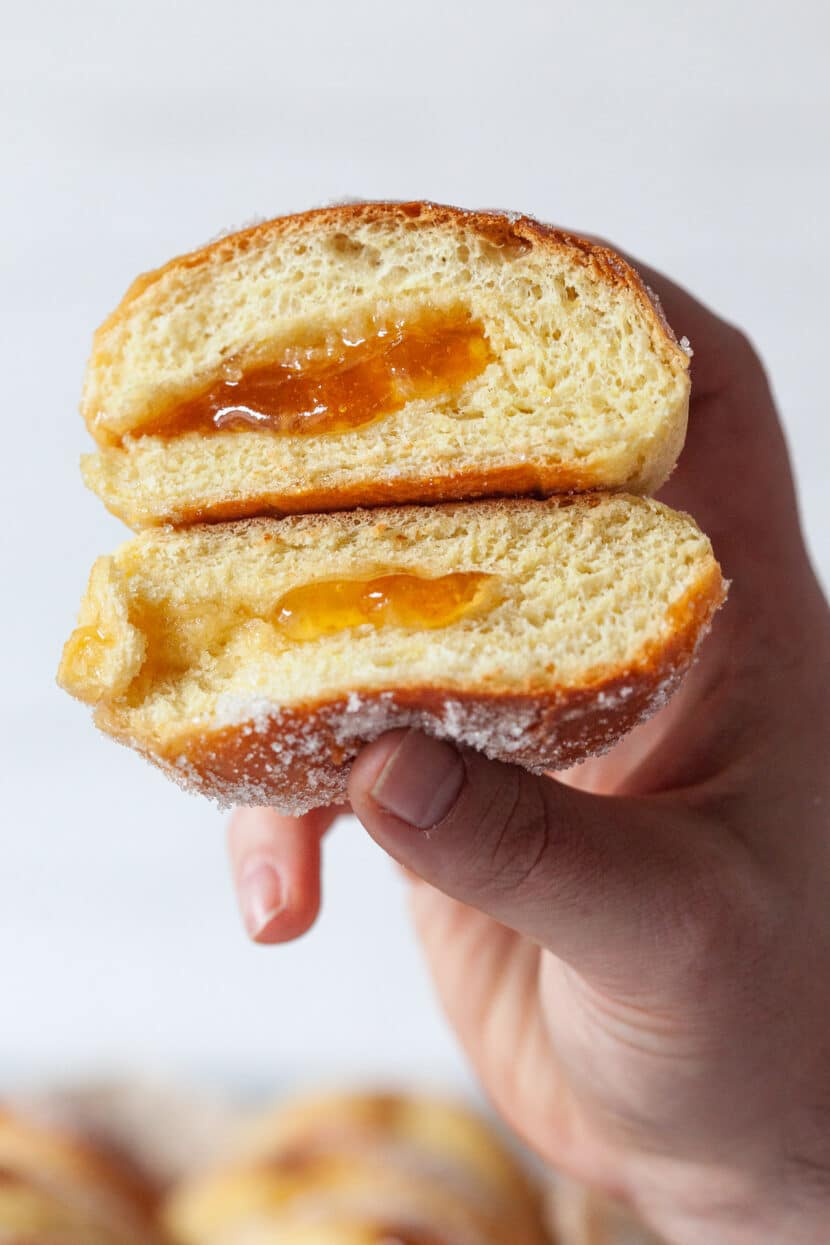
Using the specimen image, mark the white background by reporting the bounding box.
[1,1,828,1094]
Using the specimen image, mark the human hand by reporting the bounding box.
[228,255,830,1244]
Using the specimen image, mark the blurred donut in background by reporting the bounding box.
[163,1090,553,1245]
[0,1088,666,1243]
[0,1106,165,1244]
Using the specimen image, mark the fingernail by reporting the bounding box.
[370,731,465,829]
[239,861,284,939]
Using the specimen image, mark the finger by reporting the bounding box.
[227,804,344,943]
[348,731,746,994]
[619,244,802,552]
[583,235,816,664]
[563,228,807,613]
[406,882,567,1154]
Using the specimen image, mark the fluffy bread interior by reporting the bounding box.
[81,203,690,527]
[58,497,723,789]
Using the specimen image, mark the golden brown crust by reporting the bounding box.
[0,1108,164,1243]
[0,1110,158,1217]
[84,200,689,445]
[102,562,725,814]
[163,1090,551,1245]
[95,461,604,529]
[95,200,683,351]
[233,1090,545,1213]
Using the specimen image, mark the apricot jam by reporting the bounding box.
[273,572,494,642]
[142,308,491,438]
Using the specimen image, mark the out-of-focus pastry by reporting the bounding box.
[163,1090,553,1244]
[0,1107,165,1244]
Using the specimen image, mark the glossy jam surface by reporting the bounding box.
[144,308,492,439]
[274,572,494,642]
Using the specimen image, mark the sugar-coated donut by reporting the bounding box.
[163,1090,552,1245]
[0,1107,164,1244]
[58,496,724,814]
[80,201,690,529]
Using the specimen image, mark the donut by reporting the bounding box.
[162,1091,551,1245]
[0,1108,163,1244]
[79,201,690,529]
[57,496,724,814]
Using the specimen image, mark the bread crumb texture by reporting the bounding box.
[58,497,725,812]
[81,202,689,526]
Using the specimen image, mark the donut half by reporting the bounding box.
[81,202,690,528]
[58,497,725,813]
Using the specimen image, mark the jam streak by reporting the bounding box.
[141,309,492,438]
[273,572,495,642]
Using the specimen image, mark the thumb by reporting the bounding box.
[348,730,737,991]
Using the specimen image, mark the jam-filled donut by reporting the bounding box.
[163,1091,552,1245]
[58,496,724,814]
[80,201,690,529]
[0,1108,164,1244]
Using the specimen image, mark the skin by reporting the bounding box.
[227,257,830,1244]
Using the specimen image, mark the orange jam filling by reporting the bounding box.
[62,573,496,703]
[143,308,492,439]
[273,572,494,642]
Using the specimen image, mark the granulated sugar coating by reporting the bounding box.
[156,665,687,816]
[61,493,725,813]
